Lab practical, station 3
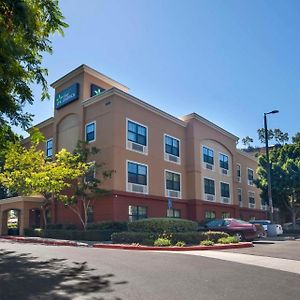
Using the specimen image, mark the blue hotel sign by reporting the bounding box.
[55,83,79,109]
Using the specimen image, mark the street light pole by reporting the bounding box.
[264,110,279,223]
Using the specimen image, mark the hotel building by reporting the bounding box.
[0,65,267,232]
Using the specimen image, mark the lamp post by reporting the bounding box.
[264,110,279,222]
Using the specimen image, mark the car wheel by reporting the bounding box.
[233,232,245,242]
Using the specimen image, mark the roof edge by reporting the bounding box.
[50,64,129,92]
[82,88,187,127]
[181,113,239,141]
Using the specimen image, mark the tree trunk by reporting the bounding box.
[41,206,47,229]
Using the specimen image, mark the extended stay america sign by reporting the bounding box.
[55,83,80,109]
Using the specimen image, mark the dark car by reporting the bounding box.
[199,218,258,242]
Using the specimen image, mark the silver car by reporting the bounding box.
[249,220,283,236]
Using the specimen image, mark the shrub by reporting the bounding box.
[128,218,198,233]
[46,224,63,230]
[203,231,229,243]
[24,228,44,237]
[86,221,128,232]
[170,232,206,244]
[218,236,239,244]
[175,241,186,247]
[24,229,113,241]
[112,232,158,244]
[200,240,214,246]
[154,238,172,247]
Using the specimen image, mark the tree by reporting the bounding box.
[257,128,274,144]
[257,128,289,145]
[274,129,289,145]
[256,143,300,229]
[0,129,87,227]
[0,0,67,129]
[292,132,300,144]
[0,124,20,199]
[63,141,115,231]
[242,136,254,149]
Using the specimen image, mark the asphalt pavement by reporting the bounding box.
[0,240,299,300]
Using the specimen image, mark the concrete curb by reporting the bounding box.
[93,242,253,251]
[0,236,89,247]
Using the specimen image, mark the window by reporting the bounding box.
[127,120,147,146]
[46,138,53,158]
[128,162,147,185]
[237,164,241,178]
[248,168,254,185]
[237,188,242,206]
[205,211,216,220]
[167,208,181,218]
[222,212,230,219]
[85,121,96,143]
[204,178,215,195]
[219,153,229,170]
[85,162,96,183]
[128,205,147,221]
[166,171,180,191]
[203,146,214,165]
[87,206,94,223]
[165,135,180,157]
[220,182,230,198]
[249,191,255,207]
[90,84,105,97]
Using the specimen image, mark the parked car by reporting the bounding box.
[198,218,258,242]
[249,220,283,236]
[283,219,300,230]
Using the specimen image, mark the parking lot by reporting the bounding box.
[223,239,300,261]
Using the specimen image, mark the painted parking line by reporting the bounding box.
[168,250,300,275]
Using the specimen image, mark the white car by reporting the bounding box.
[250,220,283,236]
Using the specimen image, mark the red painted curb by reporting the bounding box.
[93,242,253,251]
[0,236,88,247]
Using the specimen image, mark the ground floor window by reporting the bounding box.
[222,212,230,219]
[128,205,147,221]
[205,210,216,220]
[167,208,181,218]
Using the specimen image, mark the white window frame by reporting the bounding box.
[248,191,256,208]
[164,169,181,199]
[219,152,230,175]
[202,145,215,171]
[163,134,181,165]
[126,118,148,155]
[126,160,149,194]
[45,138,53,158]
[220,181,231,204]
[203,177,216,202]
[247,168,254,186]
[85,121,96,143]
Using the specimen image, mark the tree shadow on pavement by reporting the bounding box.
[0,249,127,300]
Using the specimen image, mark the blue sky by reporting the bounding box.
[18,0,300,146]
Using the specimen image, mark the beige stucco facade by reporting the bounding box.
[17,64,266,226]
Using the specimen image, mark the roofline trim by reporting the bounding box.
[50,64,129,91]
[236,149,258,162]
[82,88,187,127]
[181,113,239,141]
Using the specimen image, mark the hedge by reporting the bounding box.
[128,218,198,233]
[111,231,229,245]
[24,229,114,241]
[86,221,128,231]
